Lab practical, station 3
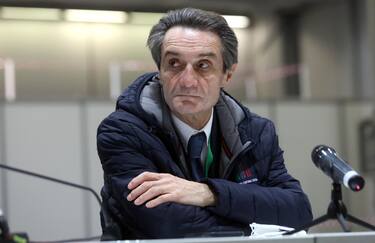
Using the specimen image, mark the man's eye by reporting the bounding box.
[198,61,209,69]
[169,59,180,67]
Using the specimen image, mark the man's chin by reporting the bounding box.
[172,104,201,115]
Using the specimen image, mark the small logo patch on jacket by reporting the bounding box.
[239,178,258,184]
[235,165,258,184]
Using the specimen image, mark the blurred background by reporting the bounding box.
[0,0,374,241]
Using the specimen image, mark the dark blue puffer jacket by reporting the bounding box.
[97,72,313,239]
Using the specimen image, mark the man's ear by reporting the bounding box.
[222,63,238,87]
[157,72,164,86]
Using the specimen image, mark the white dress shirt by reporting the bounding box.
[171,109,213,166]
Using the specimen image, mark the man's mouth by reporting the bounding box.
[176,94,201,98]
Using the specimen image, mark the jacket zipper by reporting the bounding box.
[222,141,254,179]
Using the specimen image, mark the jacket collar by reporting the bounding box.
[116,72,255,156]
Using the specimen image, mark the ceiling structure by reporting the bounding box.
[0,0,342,15]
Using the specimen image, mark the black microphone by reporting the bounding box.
[2,206,29,243]
[311,145,365,191]
[0,208,11,240]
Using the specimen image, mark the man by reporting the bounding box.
[97,8,312,239]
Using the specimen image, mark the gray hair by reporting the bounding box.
[147,8,238,72]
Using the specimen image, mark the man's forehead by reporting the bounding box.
[162,26,222,57]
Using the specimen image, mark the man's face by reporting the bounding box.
[159,26,235,121]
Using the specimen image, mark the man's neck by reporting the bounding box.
[171,109,214,153]
[173,109,213,130]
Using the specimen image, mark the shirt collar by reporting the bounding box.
[172,109,213,152]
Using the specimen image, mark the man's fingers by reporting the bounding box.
[126,172,208,208]
[133,184,169,205]
[127,172,172,201]
[127,180,154,201]
[145,194,174,208]
[128,171,160,190]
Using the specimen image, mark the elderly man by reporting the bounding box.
[97,7,312,239]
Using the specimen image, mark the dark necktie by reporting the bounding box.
[187,132,206,181]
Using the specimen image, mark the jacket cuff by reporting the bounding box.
[202,178,231,218]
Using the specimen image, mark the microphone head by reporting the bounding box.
[311,145,336,168]
[311,144,365,192]
[348,175,365,192]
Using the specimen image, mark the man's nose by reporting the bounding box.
[179,64,198,88]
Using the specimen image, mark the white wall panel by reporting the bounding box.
[0,103,5,211]
[275,102,341,231]
[300,2,353,99]
[343,102,375,226]
[86,102,115,236]
[0,22,88,100]
[244,102,273,120]
[251,13,284,99]
[4,103,85,241]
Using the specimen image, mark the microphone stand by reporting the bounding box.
[0,163,102,206]
[0,163,102,242]
[284,182,375,235]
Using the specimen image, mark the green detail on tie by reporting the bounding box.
[204,137,214,178]
[12,235,27,243]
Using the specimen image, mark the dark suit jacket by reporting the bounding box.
[97,72,313,239]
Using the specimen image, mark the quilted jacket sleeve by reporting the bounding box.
[205,120,313,229]
[97,113,248,239]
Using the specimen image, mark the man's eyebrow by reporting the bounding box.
[198,52,217,58]
[163,51,218,59]
[163,51,180,57]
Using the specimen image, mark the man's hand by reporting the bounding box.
[127,172,216,208]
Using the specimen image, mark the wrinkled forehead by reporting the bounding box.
[161,26,223,59]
